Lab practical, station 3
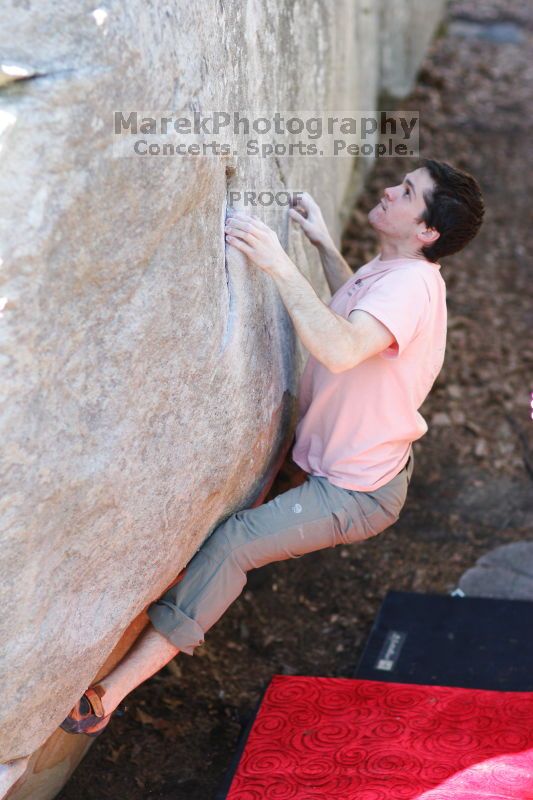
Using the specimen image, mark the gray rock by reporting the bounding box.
[379,0,446,99]
[459,541,533,600]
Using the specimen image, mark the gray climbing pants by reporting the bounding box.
[148,451,414,655]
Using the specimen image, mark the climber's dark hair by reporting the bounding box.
[417,159,485,262]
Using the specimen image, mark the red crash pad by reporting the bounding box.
[226,676,533,799]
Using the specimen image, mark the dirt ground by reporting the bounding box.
[58,0,533,797]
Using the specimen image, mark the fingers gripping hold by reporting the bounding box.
[288,191,331,248]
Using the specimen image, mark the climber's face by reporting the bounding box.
[368,167,438,250]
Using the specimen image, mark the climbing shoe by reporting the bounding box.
[60,685,112,737]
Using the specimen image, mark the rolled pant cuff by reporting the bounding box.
[147,600,205,656]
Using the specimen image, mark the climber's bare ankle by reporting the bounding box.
[96,679,125,716]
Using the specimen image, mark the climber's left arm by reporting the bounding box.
[224,211,394,373]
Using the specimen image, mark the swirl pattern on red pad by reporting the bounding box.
[227,677,533,799]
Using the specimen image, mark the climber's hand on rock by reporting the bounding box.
[225,211,290,276]
[288,191,333,249]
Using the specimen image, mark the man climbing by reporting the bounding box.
[61,158,484,736]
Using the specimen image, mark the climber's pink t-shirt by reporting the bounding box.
[292,253,447,491]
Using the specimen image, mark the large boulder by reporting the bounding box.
[379,0,446,99]
[0,0,444,797]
